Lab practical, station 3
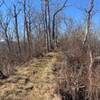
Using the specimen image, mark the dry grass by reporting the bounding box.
[0,51,100,100]
[0,52,59,100]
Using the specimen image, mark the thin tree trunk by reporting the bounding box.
[83,0,94,45]
[88,49,93,100]
[4,29,11,53]
[47,0,52,50]
[14,5,21,57]
[52,0,68,49]
[44,0,49,52]
[23,0,26,52]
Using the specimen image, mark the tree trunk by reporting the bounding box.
[14,5,21,57]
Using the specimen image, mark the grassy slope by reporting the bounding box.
[0,52,60,100]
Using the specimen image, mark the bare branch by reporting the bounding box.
[83,0,95,45]
[52,0,69,42]
[0,0,4,7]
[53,0,69,16]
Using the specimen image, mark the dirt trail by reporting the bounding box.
[0,52,60,100]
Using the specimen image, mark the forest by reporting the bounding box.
[0,0,100,100]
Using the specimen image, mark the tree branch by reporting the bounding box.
[0,0,4,7]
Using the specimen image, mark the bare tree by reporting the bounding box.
[26,1,33,58]
[83,0,95,45]
[13,4,21,57]
[52,0,69,48]
[0,15,11,53]
[44,0,51,51]
[23,0,27,51]
[83,1,94,99]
